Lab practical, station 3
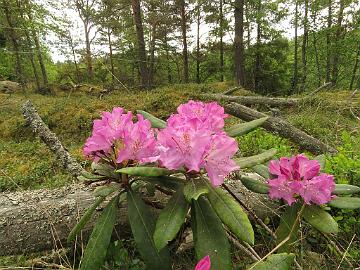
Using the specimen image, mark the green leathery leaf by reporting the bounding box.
[252,164,270,179]
[235,149,277,169]
[117,166,173,177]
[226,117,268,137]
[192,197,232,270]
[333,184,360,195]
[183,179,209,202]
[79,171,107,181]
[127,189,171,269]
[153,188,189,251]
[93,182,121,197]
[67,196,106,243]
[91,162,119,179]
[136,110,166,129]
[302,205,339,234]
[249,253,295,270]
[141,176,185,191]
[275,204,301,253]
[240,176,269,194]
[205,181,254,244]
[79,196,118,270]
[328,197,360,209]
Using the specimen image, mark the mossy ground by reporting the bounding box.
[1,84,360,268]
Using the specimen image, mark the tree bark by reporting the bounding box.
[84,21,94,81]
[290,0,299,95]
[179,0,189,83]
[311,5,321,87]
[107,28,115,85]
[219,0,224,82]
[2,0,24,87]
[331,0,345,85]
[234,0,245,87]
[21,100,86,177]
[350,45,360,90]
[149,22,157,87]
[131,0,149,88]
[200,93,299,107]
[25,31,41,90]
[301,0,308,91]
[254,0,261,91]
[225,102,338,155]
[196,0,201,84]
[326,0,332,83]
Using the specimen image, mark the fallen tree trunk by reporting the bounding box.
[222,86,243,95]
[201,93,299,107]
[22,100,86,177]
[0,180,276,256]
[225,102,338,155]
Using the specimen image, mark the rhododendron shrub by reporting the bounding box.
[69,100,360,270]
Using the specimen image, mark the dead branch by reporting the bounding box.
[201,93,299,107]
[225,102,338,155]
[21,100,86,177]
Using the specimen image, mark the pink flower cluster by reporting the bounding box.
[83,107,157,164]
[83,101,239,186]
[157,101,239,186]
[195,255,211,270]
[267,154,335,205]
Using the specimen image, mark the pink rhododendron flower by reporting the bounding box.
[168,100,228,132]
[267,154,335,205]
[203,133,239,186]
[157,101,239,186]
[194,255,211,270]
[299,174,335,205]
[117,115,158,164]
[84,108,157,164]
[157,126,211,171]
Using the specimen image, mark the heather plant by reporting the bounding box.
[68,100,360,270]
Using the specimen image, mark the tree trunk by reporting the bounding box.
[149,22,157,87]
[331,0,344,85]
[164,34,172,84]
[326,0,332,83]
[131,0,149,88]
[225,102,338,155]
[2,0,24,87]
[254,0,261,91]
[245,0,250,49]
[25,32,41,90]
[84,21,94,81]
[69,34,81,84]
[196,1,201,84]
[179,0,189,83]
[290,0,299,95]
[219,0,224,82]
[301,0,308,91]
[311,6,321,87]
[350,45,360,90]
[107,28,115,85]
[234,0,245,87]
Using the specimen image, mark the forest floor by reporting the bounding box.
[0,82,360,268]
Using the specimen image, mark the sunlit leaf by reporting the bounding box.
[235,149,277,168]
[302,205,338,234]
[136,110,166,129]
[226,117,268,137]
[117,166,173,177]
[206,182,254,244]
[333,184,360,195]
[328,197,360,209]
